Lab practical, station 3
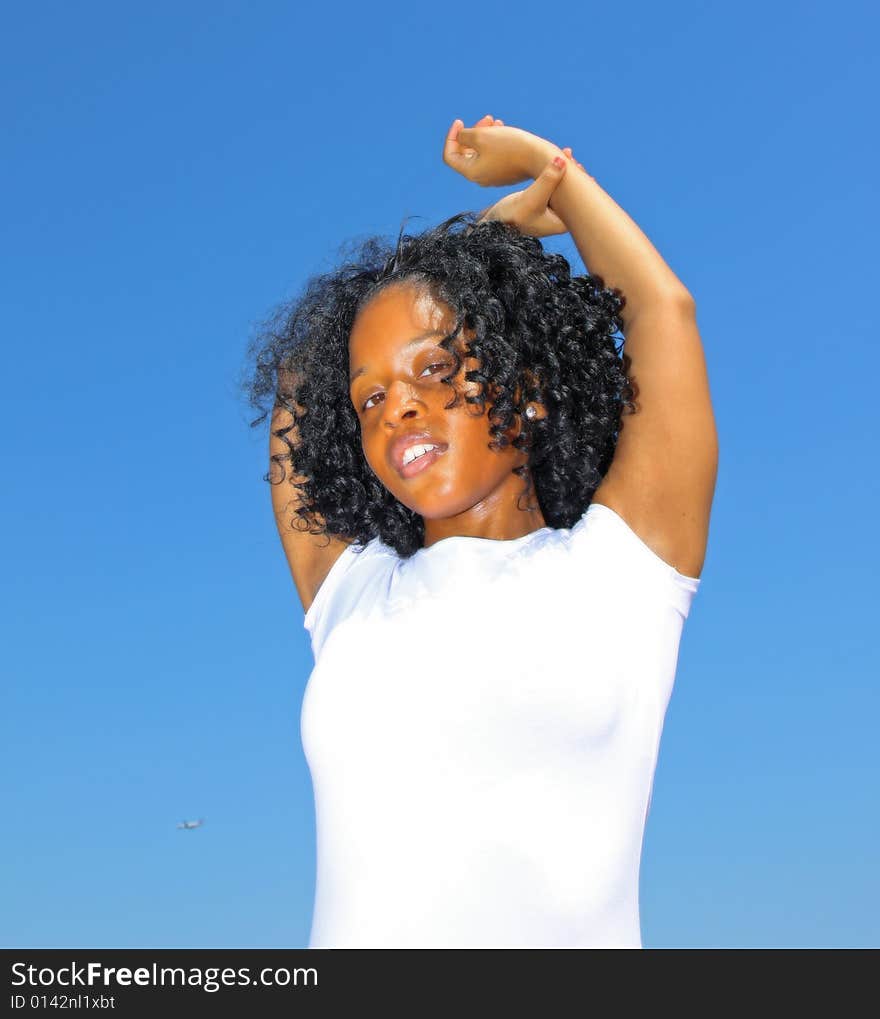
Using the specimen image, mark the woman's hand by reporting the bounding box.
[443,115,588,237]
[476,154,570,237]
[443,115,563,186]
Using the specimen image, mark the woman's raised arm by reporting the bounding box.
[543,147,717,579]
[448,118,719,579]
[269,367,354,615]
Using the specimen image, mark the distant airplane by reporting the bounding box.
[176,818,205,830]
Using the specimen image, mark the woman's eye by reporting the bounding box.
[361,363,451,412]
[422,362,452,377]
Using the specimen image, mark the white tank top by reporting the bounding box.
[301,501,700,948]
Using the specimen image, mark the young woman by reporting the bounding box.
[243,115,718,948]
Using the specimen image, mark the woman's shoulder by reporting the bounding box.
[562,501,701,618]
[303,533,395,635]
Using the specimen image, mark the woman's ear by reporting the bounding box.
[514,368,548,431]
[487,369,548,442]
[504,401,547,447]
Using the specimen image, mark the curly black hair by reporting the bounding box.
[239,210,635,559]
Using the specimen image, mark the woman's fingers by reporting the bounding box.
[443,118,474,170]
[526,156,567,206]
[455,126,482,149]
[562,146,587,172]
[446,118,464,142]
[451,115,491,160]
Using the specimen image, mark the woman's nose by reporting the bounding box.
[382,381,423,421]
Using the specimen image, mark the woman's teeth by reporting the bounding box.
[402,443,438,466]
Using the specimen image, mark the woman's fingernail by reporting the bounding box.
[553,156,565,169]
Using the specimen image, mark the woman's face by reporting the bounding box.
[348,283,535,535]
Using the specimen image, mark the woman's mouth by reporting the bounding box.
[399,444,448,479]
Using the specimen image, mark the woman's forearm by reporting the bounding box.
[526,143,693,326]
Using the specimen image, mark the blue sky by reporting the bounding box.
[3,0,877,949]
